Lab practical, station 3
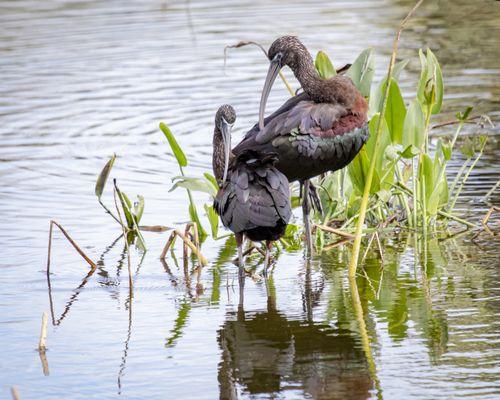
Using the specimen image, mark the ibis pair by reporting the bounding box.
[212,36,369,276]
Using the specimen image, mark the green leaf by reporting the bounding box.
[441,141,452,161]
[348,147,380,195]
[460,137,474,158]
[95,154,116,198]
[402,100,425,153]
[170,176,217,196]
[203,172,220,193]
[365,113,391,173]
[134,195,145,224]
[417,49,443,115]
[204,204,219,239]
[399,144,419,159]
[315,51,336,79]
[420,154,439,216]
[385,78,406,144]
[393,59,409,81]
[346,48,375,97]
[189,203,207,242]
[456,106,473,121]
[119,191,134,229]
[159,122,188,167]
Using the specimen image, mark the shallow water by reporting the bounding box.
[0,0,499,399]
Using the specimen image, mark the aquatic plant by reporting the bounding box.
[95,154,146,251]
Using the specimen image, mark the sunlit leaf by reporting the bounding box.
[348,147,380,195]
[95,154,116,198]
[203,172,220,193]
[204,204,219,239]
[402,100,425,154]
[417,49,443,115]
[189,203,207,242]
[385,78,406,144]
[346,48,375,97]
[160,122,188,167]
[134,195,145,224]
[170,176,217,196]
[393,59,409,81]
[315,50,336,79]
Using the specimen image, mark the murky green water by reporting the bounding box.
[0,0,499,399]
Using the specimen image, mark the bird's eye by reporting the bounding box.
[272,52,283,62]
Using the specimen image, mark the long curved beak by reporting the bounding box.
[220,119,232,184]
[259,58,281,131]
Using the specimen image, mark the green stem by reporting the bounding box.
[438,210,476,228]
[448,145,486,212]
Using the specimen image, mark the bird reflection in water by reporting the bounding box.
[217,276,373,400]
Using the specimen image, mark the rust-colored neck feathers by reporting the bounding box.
[284,40,365,112]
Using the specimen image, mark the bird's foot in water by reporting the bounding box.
[232,245,266,265]
[308,183,323,216]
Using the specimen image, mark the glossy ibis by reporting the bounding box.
[212,105,291,277]
[233,36,369,252]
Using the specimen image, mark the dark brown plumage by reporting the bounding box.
[212,105,291,276]
[232,36,369,252]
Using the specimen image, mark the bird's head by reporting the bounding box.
[260,36,308,131]
[215,104,236,184]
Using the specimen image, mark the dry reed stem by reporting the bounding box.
[11,387,20,400]
[38,312,48,351]
[160,229,208,266]
[224,40,295,96]
[323,238,350,251]
[314,224,356,239]
[139,225,171,232]
[482,206,499,226]
[46,220,97,275]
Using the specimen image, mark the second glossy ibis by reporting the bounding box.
[212,105,291,277]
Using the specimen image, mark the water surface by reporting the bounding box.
[0,0,499,399]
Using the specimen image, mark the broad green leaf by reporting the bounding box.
[204,204,219,239]
[459,137,474,158]
[159,122,188,167]
[441,141,452,161]
[119,191,134,228]
[365,113,391,174]
[95,154,116,198]
[134,195,145,223]
[402,100,425,154]
[170,176,217,196]
[417,49,443,115]
[368,78,384,116]
[315,51,336,79]
[203,172,220,193]
[385,78,406,144]
[393,59,409,81]
[348,147,380,195]
[189,203,207,242]
[346,48,375,97]
[420,154,438,216]
[399,144,419,159]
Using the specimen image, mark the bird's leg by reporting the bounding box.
[302,180,313,255]
[235,233,245,279]
[308,182,323,216]
[263,240,273,276]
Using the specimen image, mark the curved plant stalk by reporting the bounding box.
[224,41,295,96]
[349,0,424,277]
[349,276,382,399]
[113,184,134,295]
